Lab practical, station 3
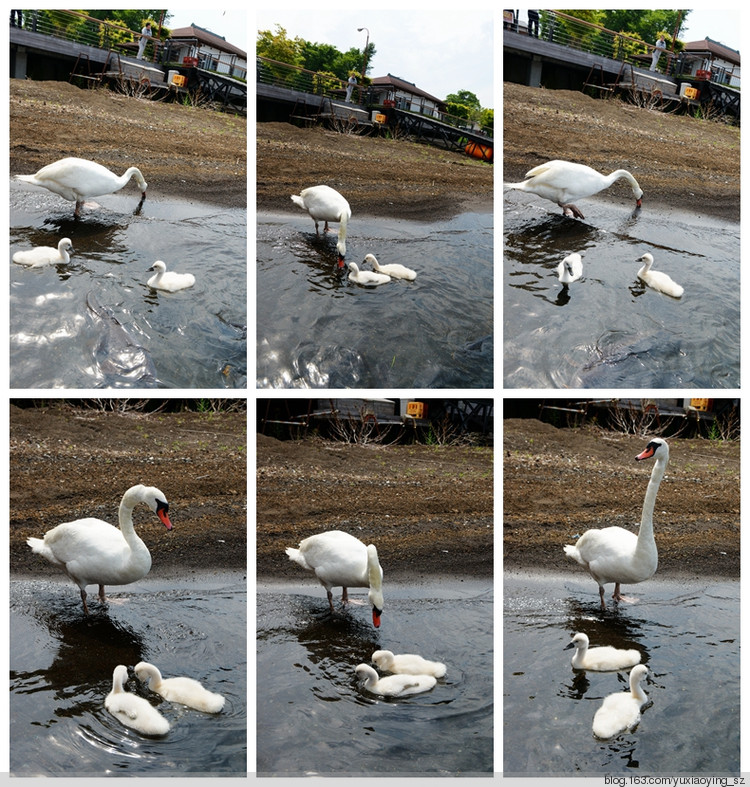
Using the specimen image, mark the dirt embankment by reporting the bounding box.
[504,419,739,577]
[10,404,247,576]
[503,81,740,222]
[256,121,494,220]
[257,434,494,579]
[10,79,246,208]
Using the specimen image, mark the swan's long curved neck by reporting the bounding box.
[637,456,667,545]
[609,169,641,195]
[630,675,647,702]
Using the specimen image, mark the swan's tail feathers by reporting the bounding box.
[285,546,311,570]
[503,181,526,191]
[16,174,37,185]
[27,536,45,553]
[290,194,305,209]
[563,544,585,566]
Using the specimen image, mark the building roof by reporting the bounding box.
[684,38,740,66]
[169,24,247,59]
[371,73,444,105]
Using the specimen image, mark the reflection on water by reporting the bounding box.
[257,580,493,775]
[503,195,739,387]
[10,575,246,775]
[10,183,246,389]
[257,210,493,388]
[504,571,739,775]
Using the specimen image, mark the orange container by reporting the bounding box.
[465,142,493,162]
[406,401,426,419]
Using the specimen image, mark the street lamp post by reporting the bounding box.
[357,26,369,82]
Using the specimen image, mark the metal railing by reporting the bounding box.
[13,9,246,80]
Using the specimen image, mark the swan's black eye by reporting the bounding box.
[156,500,169,513]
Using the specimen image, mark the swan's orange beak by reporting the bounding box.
[635,444,656,461]
[372,607,382,628]
[636,197,643,208]
[338,255,345,269]
[156,503,173,531]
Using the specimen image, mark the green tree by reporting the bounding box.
[257,25,304,67]
[445,89,481,110]
[479,108,494,137]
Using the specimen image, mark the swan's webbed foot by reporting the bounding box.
[323,222,331,233]
[561,203,585,219]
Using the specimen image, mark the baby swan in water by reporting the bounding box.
[592,664,649,739]
[347,261,390,286]
[636,253,683,298]
[105,665,170,736]
[13,237,74,267]
[355,663,436,697]
[363,253,417,281]
[371,649,446,677]
[135,662,225,713]
[147,260,196,292]
[557,252,583,283]
[565,632,641,671]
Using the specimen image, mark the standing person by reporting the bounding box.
[345,74,357,102]
[137,21,152,60]
[650,34,666,72]
[527,10,540,38]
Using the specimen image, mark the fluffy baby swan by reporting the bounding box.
[12,237,74,267]
[565,632,641,671]
[347,261,390,286]
[592,664,649,739]
[147,260,196,292]
[371,649,446,677]
[105,665,170,736]
[135,662,225,713]
[363,253,417,281]
[355,663,436,697]
[636,253,683,298]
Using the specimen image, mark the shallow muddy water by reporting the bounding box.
[10,183,247,388]
[504,570,739,776]
[257,579,493,776]
[257,210,493,388]
[503,195,739,388]
[10,573,246,775]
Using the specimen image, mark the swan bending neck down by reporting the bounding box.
[17,157,148,218]
[504,160,643,219]
[592,664,649,739]
[106,665,170,736]
[291,185,351,268]
[557,252,583,283]
[27,484,173,614]
[285,530,384,627]
[636,253,684,298]
[135,662,225,713]
[363,253,417,281]
[355,664,436,697]
[565,632,641,671]
[12,237,74,267]
[372,650,447,677]
[564,437,668,609]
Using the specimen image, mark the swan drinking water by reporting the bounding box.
[27,484,173,614]
[363,253,417,281]
[636,253,684,298]
[371,650,447,677]
[564,437,669,609]
[565,632,641,671]
[285,530,384,627]
[347,261,390,286]
[504,160,643,219]
[105,665,170,736]
[147,260,196,292]
[592,664,649,739]
[17,157,148,217]
[12,237,74,267]
[557,252,583,283]
[135,662,225,713]
[355,664,436,697]
[291,185,351,268]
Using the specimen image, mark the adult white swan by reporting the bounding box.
[135,662,225,713]
[355,664,436,697]
[347,261,390,286]
[17,157,148,217]
[147,260,196,292]
[565,632,641,671]
[557,252,583,283]
[636,253,684,298]
[363,253,417,281]
[12,237,74,267]
[504,160,643,219]
[27,484,173,614]
[291,185,351,268]
[564,437,668,609]
[106,665,170,736]
[592,664,649,739]
[372,650,447,677]
[285,530,384,627]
